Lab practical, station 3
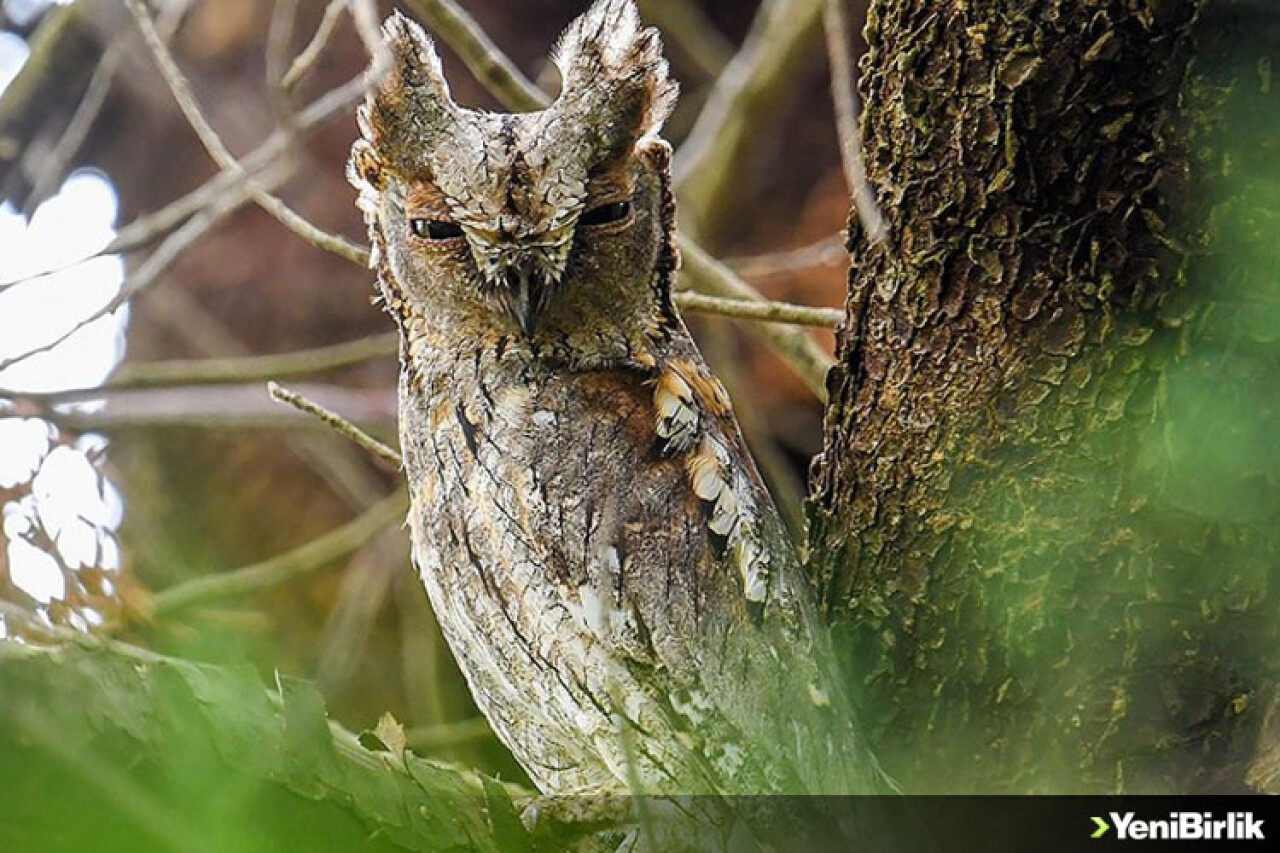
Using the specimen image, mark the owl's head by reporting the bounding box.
[349,0,679,351]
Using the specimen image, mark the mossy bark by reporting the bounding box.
[810,0,1279,792]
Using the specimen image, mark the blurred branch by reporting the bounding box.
[26,44,123,210]
[11,384,395,434]
[144,492,405,620]
[822,0,884,243]
[678,237,834,399]
[269,381,402,467]
[675,292,842,328]
[19,0,194,213]
[636,0,733,80]
[348,0,388,65]
[114,332,397,387]
[404,0,548,111]
[0,0,102,190]
[726,234,846,277]
[1,333,398,404]
[0,61,372,371]
[265,0,300,123]
[282,0,348,89]
[405,717,494,751]
[0,71,368,293]
[125,0,368,266]
[0,182,247,372]
[142,289,391,514]
[673,0,826,238]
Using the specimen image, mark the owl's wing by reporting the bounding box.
[517,354,879,795]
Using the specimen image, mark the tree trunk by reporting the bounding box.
[810,0,1279,793]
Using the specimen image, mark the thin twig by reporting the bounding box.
[678,237,835,399]
[282,0,348,90]
[674,292,842,328]
[673,0,826,236]
[348,0,387,66]
[0,333,398,403]
[636,0,734,80]
[725,234,846,277]
[0,73,368,293]
[0,185,245,373]
[404,718,494,751]
[268,381,402,467]
[266,0,301,126]
[404,0,548,111]
[145,493,405,620]
[822,0,884,243]
[125,0,368,266]
[24,47,121,211]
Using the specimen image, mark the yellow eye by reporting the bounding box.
[579,200,631,227]
[410,218,463,240]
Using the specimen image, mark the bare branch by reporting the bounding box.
[0,185,243,373]
[636,0,733,80]
[678,237,835,399]
[404,717,494,751]
[348,0,387,66]
[0,72,368,294]
[124,0,368,266]
[265,0,300,125]
[268,381,402,467]
[143,493,405,620]
[0,333,398,404]
[282,0,348,90]
[674,292,842,328]
[725,234,847,277]
[403,0,548,112]
[673,0,826,237]
[822,0,885,243]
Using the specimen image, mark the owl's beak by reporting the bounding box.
[504,264,548,338]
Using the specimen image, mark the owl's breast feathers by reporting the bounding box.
[400,332,876,795]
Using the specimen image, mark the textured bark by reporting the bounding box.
[810,0,1278,792]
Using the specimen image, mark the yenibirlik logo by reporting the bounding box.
[1091,812,1265,842]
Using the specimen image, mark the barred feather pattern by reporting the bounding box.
[351,0,881,796]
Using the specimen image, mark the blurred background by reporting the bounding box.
[0,0,866,784]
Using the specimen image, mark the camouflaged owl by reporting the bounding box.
[349,0,878,796]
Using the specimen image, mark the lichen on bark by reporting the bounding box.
[810,0,1279,792]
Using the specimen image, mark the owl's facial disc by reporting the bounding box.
[352,3,677,340]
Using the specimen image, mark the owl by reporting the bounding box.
[348,0,878,797]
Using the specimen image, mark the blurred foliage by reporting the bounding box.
[0,641,533,853]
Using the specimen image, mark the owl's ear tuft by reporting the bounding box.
[358,12,456,174]
[378,11,452,104]
[348,139,384,192]
[552,0,678,159]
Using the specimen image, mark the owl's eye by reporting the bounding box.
[579,200,632,228]
[410,218,464,240]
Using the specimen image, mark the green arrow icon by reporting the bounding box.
[1091,816,1110,839]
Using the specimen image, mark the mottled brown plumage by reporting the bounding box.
[349,0,877,796]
